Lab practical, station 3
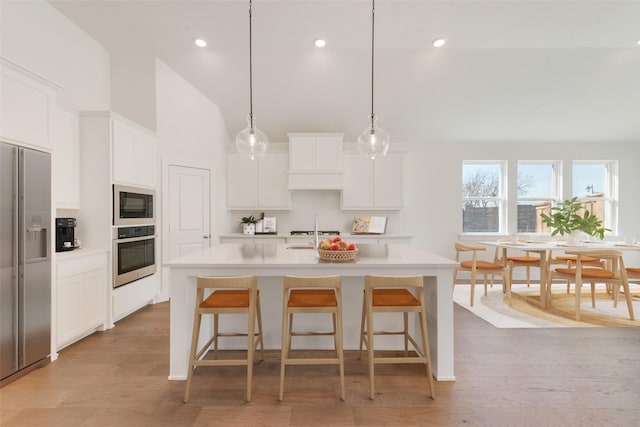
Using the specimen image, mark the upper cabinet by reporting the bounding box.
[288,133,344,190]
[53,105,80,208]
[112,117,156,188]
[227,153,291,210]
[0,58,59,150]
[341,153,404,210]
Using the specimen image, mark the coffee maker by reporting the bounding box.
[56,217,76,252]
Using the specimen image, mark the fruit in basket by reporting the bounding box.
[332,236,343,243]
[318,238,357,252]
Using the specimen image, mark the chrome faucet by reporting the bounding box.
[314,214,319,249]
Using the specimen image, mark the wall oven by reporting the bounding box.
[113,225,156,288]
[113,184,155,226]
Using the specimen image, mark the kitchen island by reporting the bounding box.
[165,243,458,381]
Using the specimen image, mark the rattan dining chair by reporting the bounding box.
[453,242,511,307]
[546,250,604,294]
[548,250,634,321]
[493,242,540,288]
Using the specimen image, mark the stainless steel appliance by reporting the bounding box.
[55,217,76,252]
[113,184,155,226]
[113,225,156,288]
[1,143,51,384]
[290,230,340,236]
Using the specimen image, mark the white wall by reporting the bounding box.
[156,59,231,264]
[111,52,156,132]
[0,0,110,111]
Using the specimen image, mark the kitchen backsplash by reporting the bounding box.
[229,191,405,234]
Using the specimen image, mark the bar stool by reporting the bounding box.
[184,275,264,403]
[359,274,435,400]
[279,275,345,401]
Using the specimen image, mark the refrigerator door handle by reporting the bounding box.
[13,147,20,371]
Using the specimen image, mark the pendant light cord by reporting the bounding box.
[249,0,254,130]
[370,0,376,128]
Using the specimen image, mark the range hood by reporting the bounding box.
[287,132,344,190]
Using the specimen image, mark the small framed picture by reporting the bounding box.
[263,217,277,233]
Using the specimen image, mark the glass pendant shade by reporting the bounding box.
[358,0,389,160]
[357,115,389,160]
[236,115,268,160]
[236,0,267,160]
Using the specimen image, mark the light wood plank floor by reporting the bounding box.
[2,302,639,426]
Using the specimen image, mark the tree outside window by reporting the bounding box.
[462,162,504,232]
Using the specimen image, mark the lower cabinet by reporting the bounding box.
[56,253,107,350]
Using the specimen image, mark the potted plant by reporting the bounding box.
[239,215,257,235]
[540,197,610,242]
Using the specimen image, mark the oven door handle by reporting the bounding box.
[114,235,157,244]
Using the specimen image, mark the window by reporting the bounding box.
[517,161,560,233]
[460,159,618,235]
[461,162,505,233]
[572,161,617,232]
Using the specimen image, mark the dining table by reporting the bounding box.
[482,239,640,309]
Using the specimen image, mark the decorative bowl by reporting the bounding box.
[317,249,358,262]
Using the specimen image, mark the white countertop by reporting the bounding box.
[165,242,455,269]
[55,247,110,260]
[219,233,413,240]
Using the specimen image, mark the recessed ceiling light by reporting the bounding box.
[432,38,446,48]
[314,39,326,48]
[637,39,640,46]
[194,38,207,48]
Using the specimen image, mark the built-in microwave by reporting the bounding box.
[113,184,155,226]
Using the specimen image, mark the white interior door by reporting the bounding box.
[169,165,210,260]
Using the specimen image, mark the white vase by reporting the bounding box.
[566,230,581,246]
[242,223,255,235]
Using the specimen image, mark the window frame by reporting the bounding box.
[461,160,507,234]
[571,160,618,234]
[515,160,562,234]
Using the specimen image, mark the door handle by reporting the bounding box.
[203,235,210,239]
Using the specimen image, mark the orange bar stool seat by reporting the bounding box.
[359,275,435,400]
[184,275,264,403]
[279,275,345,401]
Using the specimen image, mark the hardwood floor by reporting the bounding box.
[2,302,639,426]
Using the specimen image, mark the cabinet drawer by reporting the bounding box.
[57,253,106,278]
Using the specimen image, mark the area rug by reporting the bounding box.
[453,282,640,328]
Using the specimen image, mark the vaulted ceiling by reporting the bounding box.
[49,0,640,145]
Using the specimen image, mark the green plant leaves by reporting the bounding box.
[539,197,609,239]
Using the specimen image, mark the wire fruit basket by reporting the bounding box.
[317,249,358,262]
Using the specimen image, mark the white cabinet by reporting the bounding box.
[56,252,107,350]
[227,153,291,210]
[219,236,287,244]
[53,105,80,208]
[287,133,344,190]
[0,58,58,149]
[112,117,156,188]
[341,153,404,210]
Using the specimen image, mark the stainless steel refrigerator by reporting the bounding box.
[1,142,51,383]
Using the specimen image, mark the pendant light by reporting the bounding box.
[357,0,389,160]
[235,0,268,160]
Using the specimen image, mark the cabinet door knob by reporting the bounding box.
[203,235,209,239]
